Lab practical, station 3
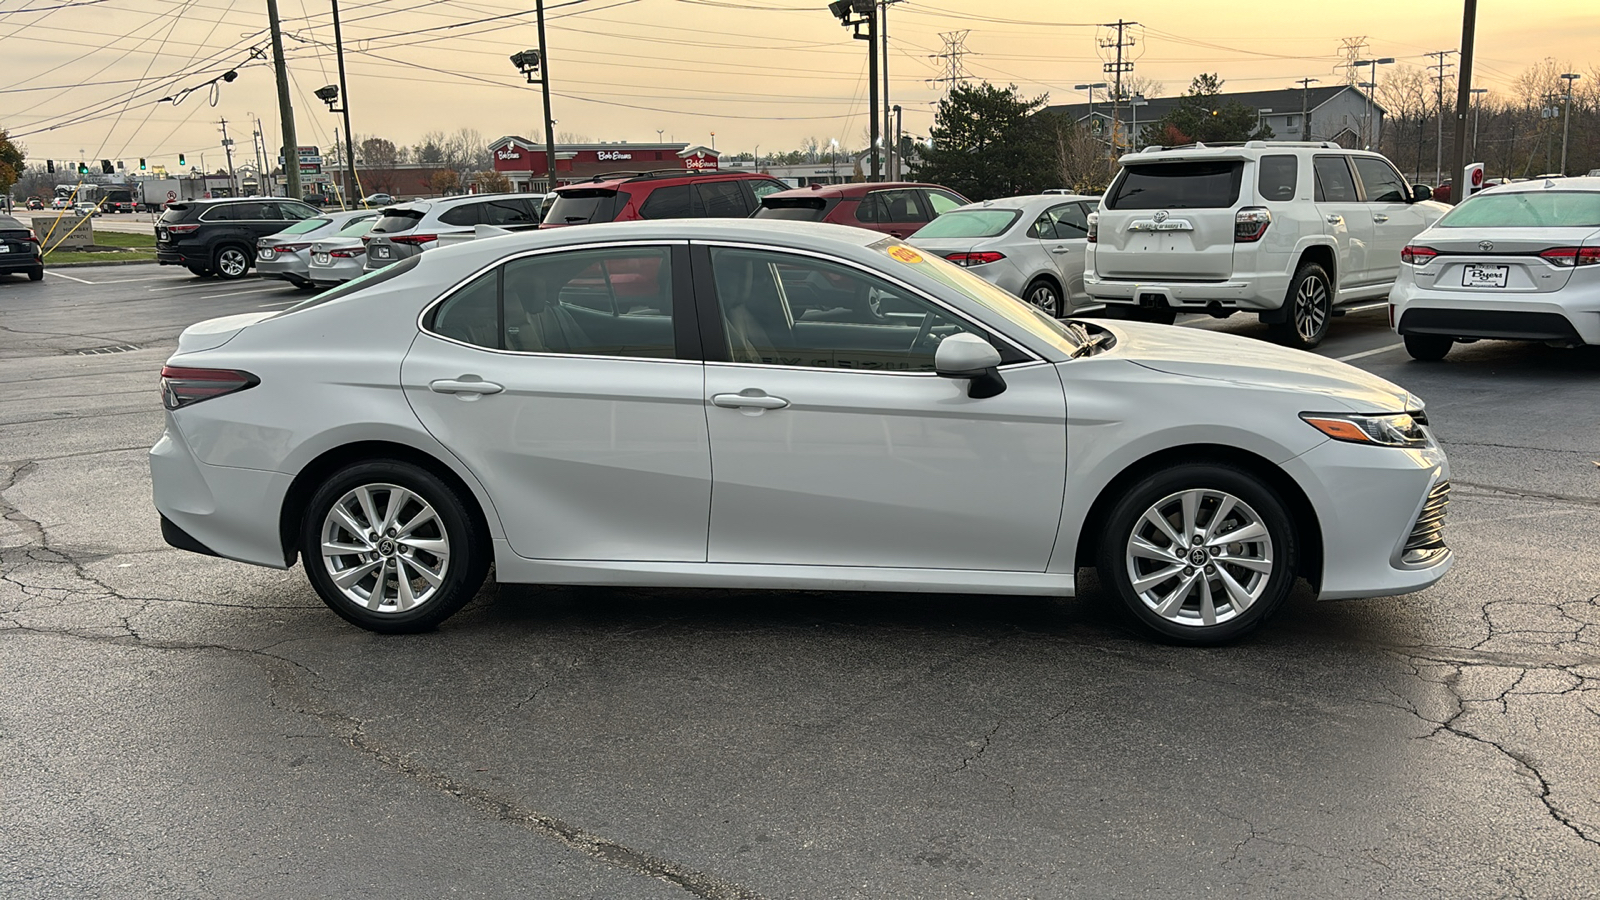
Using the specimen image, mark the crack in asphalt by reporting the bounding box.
[1452,481,1600,510]
[0,456,770,900]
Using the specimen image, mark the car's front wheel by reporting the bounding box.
[212,245,251,280]
[300,460,489,633]
[1024,278,1062,317]
[1404,333,1452,361]
[1270,263,1333,349]
[1097,463,1298,644]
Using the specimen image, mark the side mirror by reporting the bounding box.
[1411,184,1432,203]
[935,333,1006,399]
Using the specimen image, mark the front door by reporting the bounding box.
[401,243,712,562]
[1313,155,1373,291]
[1351,156,1425,286]
[695,244,1067,572]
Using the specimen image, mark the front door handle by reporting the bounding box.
[712,391,790,410]
[1326,215,1343,225]
[1373,214,1389,223]
[430,378,504,395]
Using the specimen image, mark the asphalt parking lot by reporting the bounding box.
[3,263,1598,898]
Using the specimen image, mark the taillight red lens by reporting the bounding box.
[165,223,200,234]
[389,234,437,246]
[1234,207,1271,242]
[329,248,364,258]
[943,251,1006,267]
[1539,247,1600,267]
[1401,245,1438,265]
[274,243,311,253]
[159,366,258,410]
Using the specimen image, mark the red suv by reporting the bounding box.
[541,170,788,228]
[753,182,969,238]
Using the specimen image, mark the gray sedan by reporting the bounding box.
[257,210,379,288]
[908,194,1098,317]
[308,215,383,286]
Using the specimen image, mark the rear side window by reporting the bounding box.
[1105,162,1244,209]
[857,190,925,224]
[431,270,501,348]
[201,204,240,222]
[753,197,828,221]
[1313,156,1359,203]
[158,205,192,224]
[547,189,621,225]
[640,184,692,219]
[695,181,749,217]
[1351,157,1408,203]
[1048,204,1088,238]
[372,210,425,234]
[1257,155,1298,202]
[482,198,538,226]
[439,205,480,227]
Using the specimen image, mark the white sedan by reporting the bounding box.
[151,220,1452,643]
[1391,176,1600,359]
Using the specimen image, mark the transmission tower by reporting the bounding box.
[1098,19,1137,171]
[1426,49,1457,184]
[1337,36,1368,84]
[928,30,972,97]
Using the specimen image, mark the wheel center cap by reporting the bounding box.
[1189,549,1208,566]
[378,539,396,557]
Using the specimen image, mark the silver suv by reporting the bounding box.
[364,193,544,271]
[1084,141,1449,348]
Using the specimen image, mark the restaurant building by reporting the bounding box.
[486,138,722,192]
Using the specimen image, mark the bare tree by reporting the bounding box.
[358,137,400,193]
[429,168,460,196]
[556,131,591,144]
[1052,115,1110,194]
[476,170,511,193]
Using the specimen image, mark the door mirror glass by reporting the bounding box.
[934,333,1006,398]
[1411,184,1432,203]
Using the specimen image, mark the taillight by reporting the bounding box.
[360,235,372,244]
[1401,245,1438,265]
[159,366,258,410]
[1086,211,1098,243]
[1538,247,1600,267]
[329,248,365,258]
[389,234,437,246]
[26,230,39,244]
[943,251,1006,267]
[165,223,200,234]
[1234,207,1271,242]
[274,243,311,253]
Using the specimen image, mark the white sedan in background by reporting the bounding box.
[151,220,1451,644]
[1391,176,1600,360]
[907,194,1098,317]
[257,209,380,289]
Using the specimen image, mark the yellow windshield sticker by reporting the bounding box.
[886,245,923,264]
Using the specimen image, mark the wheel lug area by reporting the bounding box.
[1183,566,1194,576]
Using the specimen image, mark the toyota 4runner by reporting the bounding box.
[1084,141,1449,348]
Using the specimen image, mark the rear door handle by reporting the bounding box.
[1050,246,1072,254]
[1373,214,1389,223]
[712,391,789,410]
[429,378,504,395]
[1326,215,1343,225]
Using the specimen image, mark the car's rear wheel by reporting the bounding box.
[1270,263,1332,349]
[1097,463,1297,644]
[300,460,489,633]
[213,245,251,280]
[28,267,44,282]
[186,265,216,278]
[1404,333,1452,361]
[1024,277,1062,317]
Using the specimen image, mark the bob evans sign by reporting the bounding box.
[596,150,633,161]
[496,148,523,160]
[684,155,718,171]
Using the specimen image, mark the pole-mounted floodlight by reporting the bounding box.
[314,84,342,111]
[824,0,881,180]
[511,49,542,81]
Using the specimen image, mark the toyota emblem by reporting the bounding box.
[1153,210,1170,223]
[1479,240,1494,252]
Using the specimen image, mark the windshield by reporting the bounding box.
[910,208,1020,239]
[872,240,1083,355]
[1438,191,1600,228]
[335,217,378,237]
[281,217,331,235]
[1106,161,1244,209]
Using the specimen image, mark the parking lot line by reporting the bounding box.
[1336,342,1404,362]
[44,270,94,284]
[200,286,290,300]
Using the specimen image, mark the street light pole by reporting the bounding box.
[1129,94,1147,151]
[1469,87,1487,161]
[1352,57,1395,149]
[1074,82,1108,145]
[1560,73,1581,175]
[535,0,557,190]
[331,0,359,206]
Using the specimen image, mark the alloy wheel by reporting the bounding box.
[1027,282,1060,317]
[217,248,249,278]
[319,483,451,614]
[1123,488,1274,627]
[1293,275,1329,344]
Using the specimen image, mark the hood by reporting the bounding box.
[1096,320,1418,413]
[176,312,278,354]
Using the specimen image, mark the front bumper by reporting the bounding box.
[1283,437,1453,600]
[1390,279,1600,345]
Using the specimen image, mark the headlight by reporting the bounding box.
[1301,411,1431,447]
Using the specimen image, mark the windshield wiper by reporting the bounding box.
[1067,321,1115,358]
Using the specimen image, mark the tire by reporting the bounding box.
[1269,263,1333,349]
[212,245,251,280]
[1096,462,1298,645]
[186,265,216,278]
[300,460,490,634]
[1404,333,1452,361]
[1134,306,1178,326]
[1023,277,1062,318]
[28,267,44,282]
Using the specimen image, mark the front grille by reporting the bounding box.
[1402,479,1450,565]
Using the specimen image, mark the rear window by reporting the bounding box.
[281,217,331,235]
[335,217,378,237]
[547,189,621,225]
[1105,161,1244,209]
[909,208,1020,239]
[1437,191,1600,228]
[158,205,191,224]
[371,210,425,234]
[753,197,828,221]
[277,255,422,315]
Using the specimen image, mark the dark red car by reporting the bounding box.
[752,182,969,238]
[541,170,789,228]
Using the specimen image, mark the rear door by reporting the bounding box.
[1094,159,1243,280]
[1043,202,1091,303]
[855,189,927,238]
[1350,155,1423,286]
[1312,155,1373,289]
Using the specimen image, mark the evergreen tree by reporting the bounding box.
[911,82,1058,200]
[1140,74,1274,147]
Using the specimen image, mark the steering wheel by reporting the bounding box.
[908,312,937,352]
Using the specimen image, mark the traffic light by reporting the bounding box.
[78,161,88,175]
[139,158,147,171]
[101,159,113,174]
[178,153,186,166]
[46,160,55,174]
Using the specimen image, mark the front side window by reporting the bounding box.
[1313,156,1359,202]
[481,198,537,226]
[1351,157,1408,203]
[439,205,480,227]
[1257,154,1298,202]
[1048,203,1089,238]
[708,247,986,372]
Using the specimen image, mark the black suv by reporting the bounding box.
[0,215,44,281]
[156,197,322,279]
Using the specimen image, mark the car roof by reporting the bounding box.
[556,170,779,192]
[0,215,24,228]
[762,181,958,201]
[382,192,543,215]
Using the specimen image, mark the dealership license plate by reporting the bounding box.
[373,246,390,259]
[1462,264,1508,288]
[313,253,330,265]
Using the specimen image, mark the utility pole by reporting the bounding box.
[1426,50,1457,184]
[850,5,880,181]
[881,0,900,180]
[1449,0,1476,197]
[218,118,237,197]
[250,116,267,195]
[266,0,301,200]
[1100,19,1136,174]
[331,0,360,204]
[1296,77,1319,140]
[893,104,903,179]
[1469,87,1487,161]
[1559,72,1581,175]
[534,0,558,189]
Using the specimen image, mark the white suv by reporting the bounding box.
[1084,141,1449,348]
[363,193,545,271]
